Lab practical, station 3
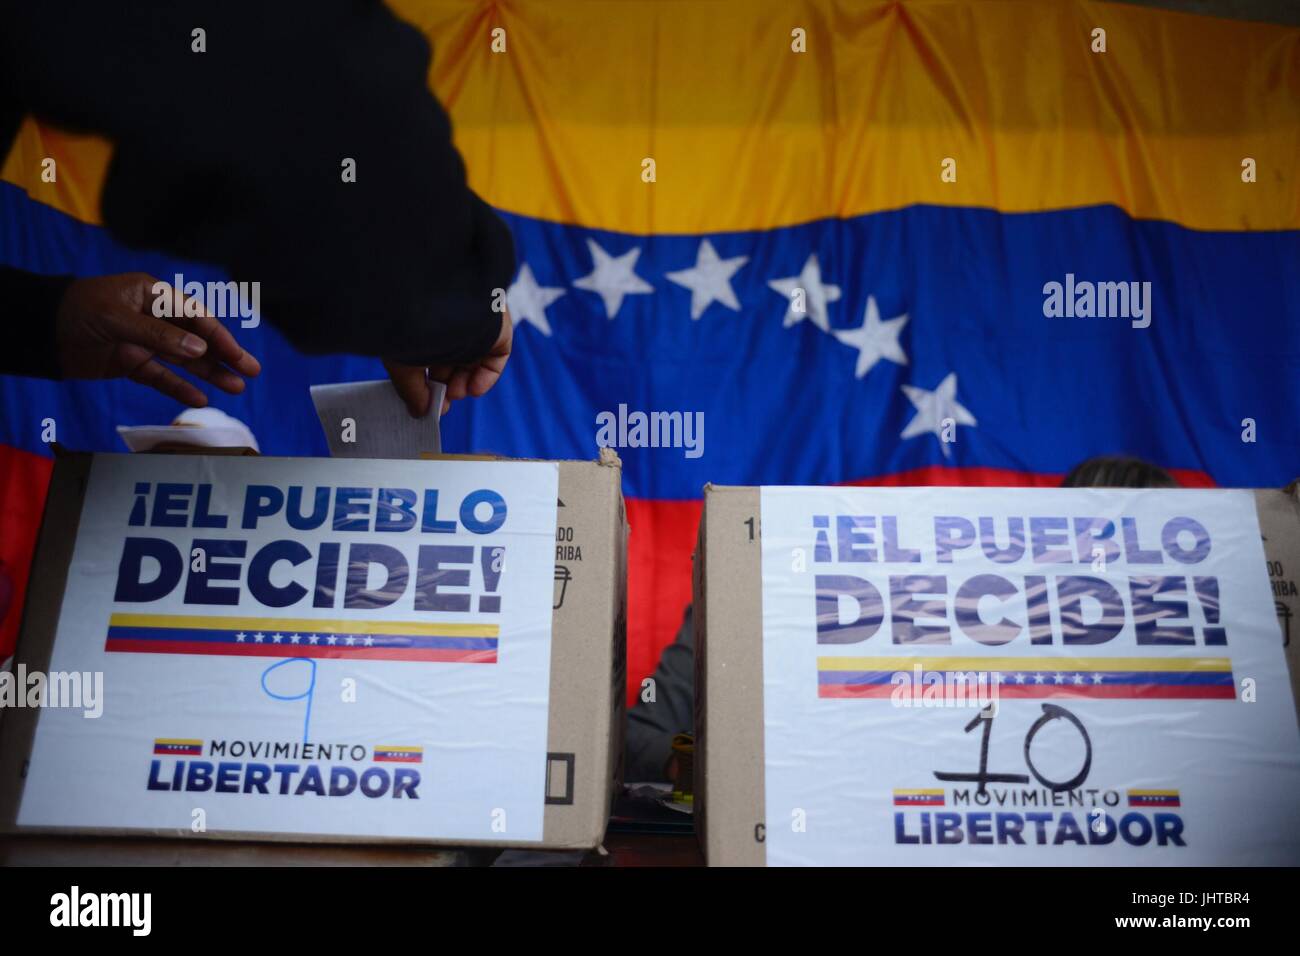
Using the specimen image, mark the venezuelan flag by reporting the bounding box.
[819,656,1237,699]
[2,2,1298,709]
[893,789,945,807]
[373,746,425,764]
[153,739,203,757]
[1127,789,1182,807]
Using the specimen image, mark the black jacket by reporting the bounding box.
[0,1,514,378]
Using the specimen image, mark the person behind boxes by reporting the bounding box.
[1059,455,1178,489]
[624,454,1181,783]
[626,607,697,783]
[0,1,513,417]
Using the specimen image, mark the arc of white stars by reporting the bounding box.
[572,238,653,319]
[507,263,565,336]
[832,296,909,378]
[899,372,977,460]
[767,253,841,331]
[664,239,748,320]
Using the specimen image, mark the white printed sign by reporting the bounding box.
[20,455,558,842]
[760,486,1300,865]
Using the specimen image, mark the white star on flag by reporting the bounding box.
[507,263,565,336]
[899,372,977,459]
[767,253,841,331]
[832,296,909,378]
[572,238,653,319]
[665,239,748,320]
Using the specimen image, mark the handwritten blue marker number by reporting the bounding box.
[260,658,317,744]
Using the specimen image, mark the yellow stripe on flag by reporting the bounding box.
[109,613,498,638]
[3,1,1296,233]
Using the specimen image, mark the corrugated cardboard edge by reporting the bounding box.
[694,484,765,866]
[540,450,627,848]
[0,455,91,827]
[0,451,627,852]
[1254,489,1300,725]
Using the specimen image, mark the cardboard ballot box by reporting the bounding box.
[0,451,626,851]
[1256,489,1300,716]
[694,485,1300,866]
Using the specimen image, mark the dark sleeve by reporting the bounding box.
[0,1,512,366]
[625,606,695,783]
[0,267,73,379]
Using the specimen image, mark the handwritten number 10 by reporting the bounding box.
[934,703,1092,796]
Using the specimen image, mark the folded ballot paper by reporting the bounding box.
[117,407,260,453]
[309,379,444,459]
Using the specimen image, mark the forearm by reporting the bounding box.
[0,266,72,379]
[3,1,515,364]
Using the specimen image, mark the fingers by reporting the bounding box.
[444,367,473,403]
[181,354,248,395]
[383,360,433,418]
[124,352,209,408]
[384,310,514,418]
[492,309,514,359]
[101,307,211,364]
[466,362,501,398]
[135,276,262,377]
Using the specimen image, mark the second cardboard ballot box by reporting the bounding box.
[0,451,626,850]
[694,484,1300,866]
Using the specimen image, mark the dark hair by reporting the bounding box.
[1060,456,1178,489]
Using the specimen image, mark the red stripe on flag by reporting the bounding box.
[0,444,53,662]
[104,639,496,663]
[843,465,1215,488]
[819,683,1234,699]
[624,497,701,708]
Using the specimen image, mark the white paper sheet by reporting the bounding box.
[310,379,444,459]
[759,485,1300,865]
[18,455,559,843]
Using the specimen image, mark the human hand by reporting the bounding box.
[54,273,261,407]
[384,309,512,418]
